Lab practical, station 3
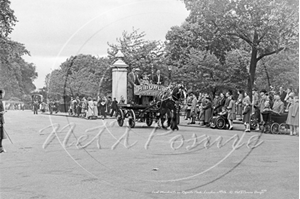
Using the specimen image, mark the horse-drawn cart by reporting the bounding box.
[116,84,166,128]
[116,83,185,131]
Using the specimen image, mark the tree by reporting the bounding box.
[0,0,17,38]
[0,0,34,100]
[172,49,249,96]
[0,57,37,100]
[167,0,298,99]
[255,51,299,91]
[165,21,238,67]
[0,0,29,64]
[46,54,111,97]
[108,28,169,80]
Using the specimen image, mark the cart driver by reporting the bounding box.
[128,68,141,103]
[152,70,165,85]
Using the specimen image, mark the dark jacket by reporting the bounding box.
[215,97,225,113]
[0,99,3,124]
[152,74,165,85]
[112,100,118,109]
[128,71,140,87]
[280,91,287,102]
[224,97,231,108]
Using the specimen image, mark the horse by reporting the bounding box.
[156,85,186,130]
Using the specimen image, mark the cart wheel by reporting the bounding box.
[210,117,217,129]
[250,121,257,130]
[250,114,256,120]
[271,123,279,134]
[279,123,289,134]
[259,122,265,133]
[264,124,271,134]
[216,117,225,129]
[146,113,153,127]
[127,110,136,128]
[250,117,258,130]
[117,109,124,127]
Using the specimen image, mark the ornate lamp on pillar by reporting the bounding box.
[110,50,128,103]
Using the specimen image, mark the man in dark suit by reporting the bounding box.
[279,86,287,105]
[152,70,164,85]
[128,68,141,103]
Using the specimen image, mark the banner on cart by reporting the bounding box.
[134,84,167,96]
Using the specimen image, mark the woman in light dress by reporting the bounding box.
[242,92,251,132]
[227,94,236,130]
[286,96,299,136]
[86,97,97,119]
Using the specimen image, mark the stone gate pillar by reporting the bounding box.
[110,51,128,103]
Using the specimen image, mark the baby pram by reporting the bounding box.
[261,110,289,134]
[210,111,229,129]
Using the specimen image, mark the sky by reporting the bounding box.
[9,0,189,89]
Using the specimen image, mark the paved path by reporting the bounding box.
[0,110,298,199]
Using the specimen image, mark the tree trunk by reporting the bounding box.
[262,60,271,90]
[248,47,258,102]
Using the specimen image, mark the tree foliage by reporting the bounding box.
[0,0,29,63]
[107,28,170,79]
[0,0,36,100]
[172,49,249,96]
[166,0,298,98]
[255,51,299,91]
[0,0,17,38]
[46,54,111,97]
[0,57,37,99]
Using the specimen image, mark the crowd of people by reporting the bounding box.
[68,95,125,119]
[3,103,25,110]
[183,86,299,134]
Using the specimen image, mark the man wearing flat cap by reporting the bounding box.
[128,68,141,103]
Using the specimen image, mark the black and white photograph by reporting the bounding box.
[0,0,299,198]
